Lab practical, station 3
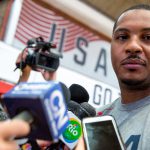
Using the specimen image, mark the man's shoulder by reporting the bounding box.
[96,100,117,116]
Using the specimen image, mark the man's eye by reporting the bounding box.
[115,35,128,41]
[142,35,150,40]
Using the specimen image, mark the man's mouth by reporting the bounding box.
[121,58,146,70]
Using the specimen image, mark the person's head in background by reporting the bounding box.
[111,4,150,103]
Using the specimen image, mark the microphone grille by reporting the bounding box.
[81,102,96,117]
[60,82,70,103]
[69,84,89,103]
[67,100,80,114]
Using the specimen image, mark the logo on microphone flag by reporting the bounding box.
[63,118,82,143]
[60,111,82,149]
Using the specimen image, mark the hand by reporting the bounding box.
[40,70,57,81]
[16,48,28,66]
[74,137,86,150]
[0,119,30,150]
[36,139,52,150]
[16,49,32,83]
[16,49,57,83]
[37,139,70,150]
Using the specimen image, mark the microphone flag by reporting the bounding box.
[3,81,69,142]
[59,111,82,149]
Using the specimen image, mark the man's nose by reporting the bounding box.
[125,37,142,54]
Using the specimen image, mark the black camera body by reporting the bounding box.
[24,37,60,72]
[25,49,59,72]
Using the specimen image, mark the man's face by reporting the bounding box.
[111,9,150,88]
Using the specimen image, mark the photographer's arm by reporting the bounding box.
[17,65,57,83]
[40,70,57,81]
[17,65,31,83]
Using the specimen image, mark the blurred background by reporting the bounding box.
[0,0,149,110]
[80,0,149,20]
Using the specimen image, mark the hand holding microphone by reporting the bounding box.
[0,119,30,150]
[2,81,70,142]
[2,82,95,149]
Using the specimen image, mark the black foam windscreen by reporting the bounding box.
[67,101,96,119]
[60,82,71,103]
[69,84,89,103]
[80,102,96,117]
[67,100,80,114]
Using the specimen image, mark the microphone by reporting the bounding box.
[59,86,96,149]
[60,82,71,104]
[80,102,96,117]
[67,101,96,119]
[45,83,96,149]
[2,81,69,142]
[69,84,89,103]
[59,101,96,149]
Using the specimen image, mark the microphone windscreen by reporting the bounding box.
[69,84,89,103]
[67,100,80,113]
[80,102,96,117]
[60,82,70,103]
[67,101,95,120]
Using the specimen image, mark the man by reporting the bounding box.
[76,4,150,150]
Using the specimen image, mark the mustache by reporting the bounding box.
[121,54,146,65]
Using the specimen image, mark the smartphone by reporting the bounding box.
[82,115,125,150]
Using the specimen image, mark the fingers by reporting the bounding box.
[0,120,30,150]
[0,140,19,150]
[41,70,56,81]
[75,137,86,150]
[15,49,30,73]
[16,48,28,64]
[0,120,30,139]
[16,50,31,82]
[36,139,52,148]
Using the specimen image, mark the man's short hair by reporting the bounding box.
[113,4,150,32]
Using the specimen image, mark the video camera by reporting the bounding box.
[16,37,61,72]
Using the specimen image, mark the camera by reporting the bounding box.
[17,37,61,72]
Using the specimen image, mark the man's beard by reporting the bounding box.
[121,78,150,90]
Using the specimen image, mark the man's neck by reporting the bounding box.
[120,88,150,104]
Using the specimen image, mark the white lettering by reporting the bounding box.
[44,99,58,137]
[14,83,52,91]
[50,90,68,130]
[67,124,78,136]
